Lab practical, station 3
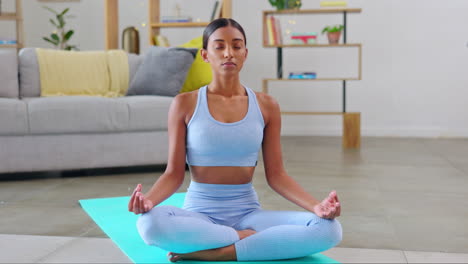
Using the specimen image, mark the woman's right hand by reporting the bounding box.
[128,184,154,214]
[312,190,341,219]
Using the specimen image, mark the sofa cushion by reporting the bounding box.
[18,48,41,98]
[128,53,143,85]
[0,50,20,98]
[127,47,197,97]
[0,99,28,135]
[179,36,212,93]
[117,96,173,131]
[24,97,129,134]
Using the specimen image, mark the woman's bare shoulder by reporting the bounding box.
[172,90,198,108]
[172,89,200,123]
[254,91,280,110]
[253,91,280,125]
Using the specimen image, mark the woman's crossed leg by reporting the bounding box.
[137,206,341,262]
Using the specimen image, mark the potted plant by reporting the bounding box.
[321,24,344,44]
[268,0,302,10]
[42,6,78,50]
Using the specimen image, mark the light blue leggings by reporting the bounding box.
[137,181,342,261]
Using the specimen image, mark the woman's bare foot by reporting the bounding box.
[237,229,256,239]
[167,229,256,262]
[168,245,236,262]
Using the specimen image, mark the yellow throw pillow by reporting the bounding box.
[178,36,212,93]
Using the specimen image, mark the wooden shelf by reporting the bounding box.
[281,111,363,149]
[264,8,361,15]
[151,22,210,28]
[0,1,23,51]
[0,44,19,48]
[0,13,18,20]
[263,43,362,80]
[147,0,232,45]
[282,111,344,115]
[264,43,361,48]
[103,0,231,49]
[262,8,362,148]
[264,78,361,82]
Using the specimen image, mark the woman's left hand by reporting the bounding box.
[313,190,341,219]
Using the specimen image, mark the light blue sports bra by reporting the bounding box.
[186,85,265,167]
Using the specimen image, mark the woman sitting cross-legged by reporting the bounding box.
[128,18,342,262]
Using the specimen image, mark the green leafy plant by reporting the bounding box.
[321,24,344,34]
[42,6,78,50]
[268,0,302,10]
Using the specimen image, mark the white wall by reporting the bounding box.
[1,0,468,138]
[18,0,104,50]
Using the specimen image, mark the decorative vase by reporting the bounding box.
[122,26,140,55]
[327,31,341,44]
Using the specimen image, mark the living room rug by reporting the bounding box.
[79,193,339,264]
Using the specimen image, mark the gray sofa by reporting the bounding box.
[0,48,172,174]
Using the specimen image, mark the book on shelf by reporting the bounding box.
[270,16,278,45]
[320,1,348,7]
[265,15,274,45]
[288,72,317,79]
[161,16,192,23]
[265,16,282,45]
[210,0,223,21]
[0,39,17,45]
[274,16,282,45]
[291,32,318,44]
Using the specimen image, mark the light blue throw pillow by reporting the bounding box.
[127,46,197,97]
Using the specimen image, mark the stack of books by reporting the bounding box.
[0,39,17,45]
[161,16,192,23]
[291,32,318,45]
[289,72,317,79]
[265,15,282,46]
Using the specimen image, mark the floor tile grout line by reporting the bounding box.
[402,249,410,263]
[26,236,76,263]
[33,234,95,263]
[442,157,468,178]
[421,139,468,177]
[30,235,123,263]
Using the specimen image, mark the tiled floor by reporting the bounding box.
[3,234,468,263]
[1,136,468,263]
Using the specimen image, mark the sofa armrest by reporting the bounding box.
[0,49,19,98]
[18,48,41,97]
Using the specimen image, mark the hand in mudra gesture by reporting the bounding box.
[128,184,154,214]
[313,190,341,219]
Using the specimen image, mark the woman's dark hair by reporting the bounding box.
[202,18,247,50]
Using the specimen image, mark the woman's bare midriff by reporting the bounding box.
[189,166,255,184]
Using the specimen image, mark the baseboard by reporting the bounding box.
[281,125,468,138]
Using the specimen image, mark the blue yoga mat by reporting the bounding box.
[79,193,339,264]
